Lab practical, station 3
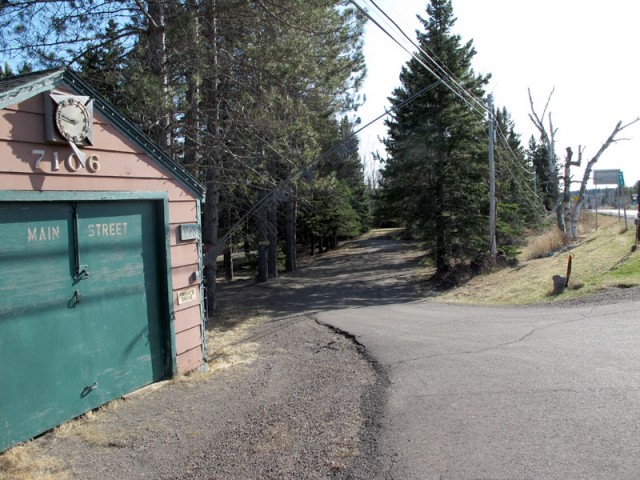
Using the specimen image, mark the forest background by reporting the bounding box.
[2,0,623,309]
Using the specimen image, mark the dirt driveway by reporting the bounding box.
[2,231,426,480]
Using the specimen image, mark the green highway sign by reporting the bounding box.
[593,169,625,186]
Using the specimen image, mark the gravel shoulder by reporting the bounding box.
[4,230,636,479]
[7,231,425,480]
[37,318,377,480]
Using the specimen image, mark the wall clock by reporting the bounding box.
[44,93,94,146]
[55,97,91,144]
[44,93,94,168]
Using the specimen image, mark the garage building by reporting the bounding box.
[0,68,207,451]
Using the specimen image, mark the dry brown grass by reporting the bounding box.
[0,443,67,480]
[358,228,403,241]
[170,314,265,388]
[53,399,124,440]
[522,214,618,260]
[0,398,129,479]
[206,315,263,373]
[50,399,128,449]
[522,227,567,260]
[438,214,638,305]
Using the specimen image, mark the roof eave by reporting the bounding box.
[0,68,205,202]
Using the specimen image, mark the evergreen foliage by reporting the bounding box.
[378,0,542,277]
[379,0,489,275]
[493,108,542,256]
[1,0,370,291]
[526,135,558,212]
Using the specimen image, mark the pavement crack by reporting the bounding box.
[391,312,594,367]
[410,385,640,399]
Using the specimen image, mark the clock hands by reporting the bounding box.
[59,113,78,125]
[51,96,92,168]
[68,140,87,168]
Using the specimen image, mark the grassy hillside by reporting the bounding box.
[437,214,640,305]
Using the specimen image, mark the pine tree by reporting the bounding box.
[493,108,542,259]
[527,136,557,212]
[2,0,368,302]
[380,0,489,277]
[76,20,128,110]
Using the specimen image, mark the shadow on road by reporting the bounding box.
[212,234,430,328]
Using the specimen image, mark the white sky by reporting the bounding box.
[357,0,640,188]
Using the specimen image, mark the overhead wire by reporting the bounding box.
[209,78,445,256]
[351,0,543,210]
[365,0,489,118]
[360,2,487,124]
[212,1,542,255]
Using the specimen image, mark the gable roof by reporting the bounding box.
[0,68,205,200]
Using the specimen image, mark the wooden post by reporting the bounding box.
[634,181,640,247]
[636,182,640,244]
[488,94,497,265]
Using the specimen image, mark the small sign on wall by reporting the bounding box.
[179,223,200,241]
[177,287,198,305]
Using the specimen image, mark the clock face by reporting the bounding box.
[55,97,91,144]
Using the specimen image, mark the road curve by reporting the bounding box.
[318,299,640,479]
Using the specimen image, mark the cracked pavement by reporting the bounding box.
[317,299,640,479]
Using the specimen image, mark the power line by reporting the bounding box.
[206,78,445,260]
[353,0,488,122]
[352,0,544,214]
[364,0,488,118]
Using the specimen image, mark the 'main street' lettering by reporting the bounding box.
[28,226,60,242]
[87,222,128,238]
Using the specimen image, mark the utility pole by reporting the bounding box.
[488,94,497,265]
[636,181,640,245]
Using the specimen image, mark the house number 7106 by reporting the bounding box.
[32,149,101,173]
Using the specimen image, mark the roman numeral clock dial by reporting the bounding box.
[55,97,91,143]
[47,95,94,168]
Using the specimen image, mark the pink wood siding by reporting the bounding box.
[1,93,204,374]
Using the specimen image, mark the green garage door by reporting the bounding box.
[0,201,168,451]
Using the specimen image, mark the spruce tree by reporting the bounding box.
[526,136,557,212]
[493,107,542,258]
[380,0,489,277]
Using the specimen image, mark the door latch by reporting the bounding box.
[75,265,89,280]
[83,382,98,392]
[81,382,98,397]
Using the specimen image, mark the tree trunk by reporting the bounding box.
[569,120,640,238]
[434,176,448,274]
[244,231,250,256]
[561,147,573,235]
[555,199,565,233]
[201,0,221,311]
[267,198,278,279]
[267,156,278,279]
[147,0,171,150]
[223,247,233,281]
[285,192,297,272]
[202,163,219,312]
[529,89,560,227]
[183,0,201,175]
[257,191,269,283]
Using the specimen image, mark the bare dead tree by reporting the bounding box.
[529,88,562,230]
[561,146,583,238]
[566,117,640,239]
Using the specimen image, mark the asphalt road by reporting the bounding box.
[595,208,639,220]
[318,300,640,480]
